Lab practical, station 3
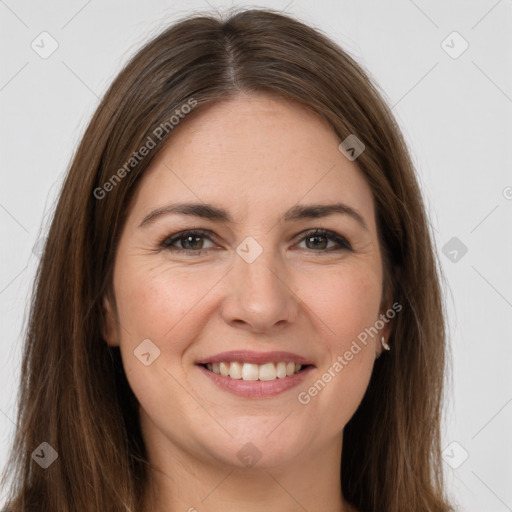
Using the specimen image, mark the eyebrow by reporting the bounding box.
[138,202,368,231]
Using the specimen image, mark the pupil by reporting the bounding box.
[184,235,202,250]
[307,235,327,250]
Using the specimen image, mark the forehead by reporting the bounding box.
[129,93,376,228]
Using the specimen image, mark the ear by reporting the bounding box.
[375,265,396,355]
[375,300,396,358]
[375,321,392,359]
[381,302,394,338]
[101,295,120,347]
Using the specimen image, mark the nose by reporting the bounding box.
[220,247,300,334]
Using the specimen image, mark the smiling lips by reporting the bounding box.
[206,361,303,381]
[196,350,315,398]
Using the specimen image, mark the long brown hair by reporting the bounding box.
[1,8,452,511]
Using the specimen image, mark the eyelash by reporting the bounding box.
[159,228,353,255]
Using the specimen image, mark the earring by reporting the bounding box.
[381,336,390,351]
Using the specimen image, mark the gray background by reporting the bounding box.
[1,0,511,510]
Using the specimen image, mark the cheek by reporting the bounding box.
[113,258,216,342]
[301,262,383,344]
[112,260,214,421]
[295,265,381,425]
[111,256,238,405]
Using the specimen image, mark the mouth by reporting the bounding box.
[195,350,315,381]
[195,350,315,397]
[198,361,313,381]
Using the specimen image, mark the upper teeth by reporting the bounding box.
[206,361,303,381]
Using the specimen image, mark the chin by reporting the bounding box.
[197,428,308,470]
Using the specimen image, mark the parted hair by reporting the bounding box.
[1,8,452,512]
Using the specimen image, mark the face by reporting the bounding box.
[103,92,392,471]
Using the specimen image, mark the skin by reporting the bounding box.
[102,92,392,512]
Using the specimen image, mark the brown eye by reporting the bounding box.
[161,230,216,254]
[297,229,352,252]
[304,234,329,250]
[178,234,205,250]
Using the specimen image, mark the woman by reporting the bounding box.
[1,8,453,512]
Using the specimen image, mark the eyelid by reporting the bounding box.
[160,228,219,250]
[293,228,352,251]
